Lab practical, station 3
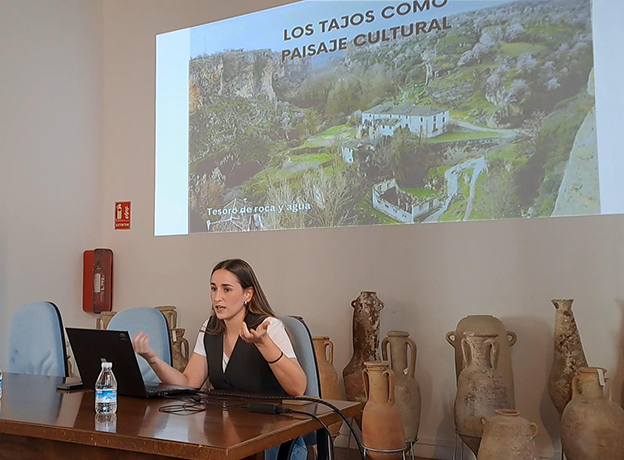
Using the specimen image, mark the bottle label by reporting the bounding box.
[95,389,117,403]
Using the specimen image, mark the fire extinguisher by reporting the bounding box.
[83,249,113,313]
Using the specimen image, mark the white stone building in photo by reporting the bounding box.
[361,103,449,140]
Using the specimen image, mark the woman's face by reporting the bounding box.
[210,269,253,323]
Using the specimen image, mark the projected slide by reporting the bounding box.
[155,0,603,235]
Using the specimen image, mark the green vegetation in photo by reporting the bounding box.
[488,144,527,167]
[515,91,594,215]
[288,153,333,165]
[500,43,546,58]
[402,187,438,199]
[459,167,474,198]
[320,124,350,136]
[430,131,501,143]
[355,196,402,226]
[467,171,488,220]
[439,197,467,222]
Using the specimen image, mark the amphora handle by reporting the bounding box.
[530,423,539,439]
[490,340,500,371]
[385,369,395,403]
[381,337,390,361]
[507,331,517,347]
[181,337,189,360]
[326,340,334,364]
[406,338,417,378]
[460,337,471,368]
[362,369,370,400]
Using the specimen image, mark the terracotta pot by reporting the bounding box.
[342,292,384,406]
[446,315,517,405]
[312,336,343,436]
[381,331,421,443]
[477,410,539,460]
[361,361,406,460]
[561,367,624,460]
[95,311,117,330]
[155,306,178,330]
[171,328,190,373]
[454,333,513,456]
[548,299,588,419]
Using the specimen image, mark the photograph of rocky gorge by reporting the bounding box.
[187,0,597,233]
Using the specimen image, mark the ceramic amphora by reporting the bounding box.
[382,331,421,443]
[455,333,513,456]
[361,361,406,460]
[477,410,539,460]
[447,315,517,405]
[312,336,343,436]
[561,367,624,460]
[343,292,384,405]
[548,299,588,419]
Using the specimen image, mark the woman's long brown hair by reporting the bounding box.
[204,259,276,336]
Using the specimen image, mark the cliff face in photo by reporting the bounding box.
[552,70,600,217]
[189,49,309,108]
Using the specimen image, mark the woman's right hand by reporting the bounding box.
[132,331,157,364]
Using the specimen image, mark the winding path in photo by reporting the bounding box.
[424,156,486,223]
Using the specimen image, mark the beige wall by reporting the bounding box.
[1,0,623,459]
[99,1,624,458]
[0,0,102,368]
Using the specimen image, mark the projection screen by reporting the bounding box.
[155,0,622,235]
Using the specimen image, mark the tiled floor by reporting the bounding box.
[334,447,431,460]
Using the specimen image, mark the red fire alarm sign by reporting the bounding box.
[115,202,131,230]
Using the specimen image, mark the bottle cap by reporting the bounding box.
[101,362,113,369]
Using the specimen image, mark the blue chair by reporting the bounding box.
[107,307,172,384]
[278,316,324,460]
[280,316,321,399]
[8,301,68,377]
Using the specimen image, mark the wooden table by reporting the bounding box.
[0,373,361,460]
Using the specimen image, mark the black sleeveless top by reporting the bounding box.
[203,312,288,395]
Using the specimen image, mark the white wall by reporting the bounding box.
[0,0,103,369]
[1,1,623,459]
[99,1,624,458]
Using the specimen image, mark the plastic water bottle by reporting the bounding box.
[95,362,117,414]
[0,368,3,399]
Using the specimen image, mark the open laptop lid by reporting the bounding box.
[67,328,150,398]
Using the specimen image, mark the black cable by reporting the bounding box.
[158,393,246,414]
[199,390,366,460]
[278,407,335,460]
[158,394,207,414]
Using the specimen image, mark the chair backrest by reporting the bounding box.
[8,301,68,377]
[279,316,321,398]
[280,316,322,448]
[107,307,172,384]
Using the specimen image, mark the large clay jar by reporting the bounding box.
[561,367,624,460]
[381,331,421,443]
[361,361,406,460]
[447,315,517,405]
[342,292,384,405]
[155,306,178,330]
[548,299,588,419]
[312,336,343,436]
[455,333,513,456]
[477,410,539,460]
[95,311,117,330]
[171,328,190,373]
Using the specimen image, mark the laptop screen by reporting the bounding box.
[66,328,149,398]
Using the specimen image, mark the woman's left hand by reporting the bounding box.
[240,320,270,345]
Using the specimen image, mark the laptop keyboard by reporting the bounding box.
[145,385,197,397]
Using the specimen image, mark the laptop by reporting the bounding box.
[66,327,198,399]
